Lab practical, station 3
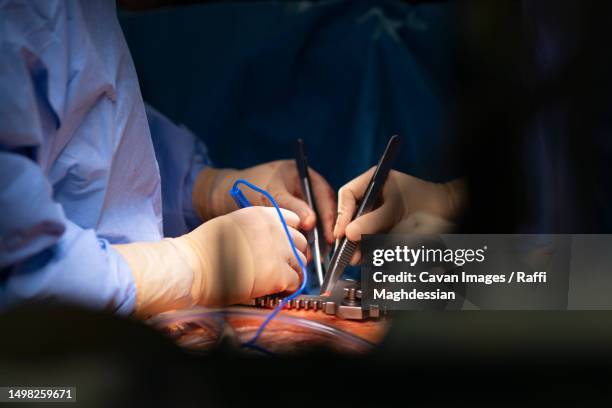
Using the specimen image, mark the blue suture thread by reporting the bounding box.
[229,179,308,349]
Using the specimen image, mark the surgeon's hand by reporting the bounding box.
[114,207,306,317]
[193,160,336,243]
[334,168,465,264]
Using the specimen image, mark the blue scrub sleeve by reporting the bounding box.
[0,153,136,314]
[145,104,212,237]
[0,37,136,314]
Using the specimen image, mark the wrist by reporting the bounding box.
[113,240,196,318]
[440,179,466,220]
[192,167,238,220]
[172,232,212,306]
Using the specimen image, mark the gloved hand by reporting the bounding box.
[333,168,465,264]
[192,160,336,244]
[113,207,306,318]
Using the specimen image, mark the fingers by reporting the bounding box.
[277,208,300,228]
[285,248,307,291]
[271,190,315,230]
[305,245,313,263]
[334,167,376,240]
[345,203,397,242]
[269,262,303,295]
[287,229,307,280]
[286,224,308,285]
[288,226,308,254]
[261,207,307,266]
[276,210,309,261]
[287,249,307,274]
[282,264,301,292]
[285,223,307,292]
[350,246,362,266]
[309,167,337,244]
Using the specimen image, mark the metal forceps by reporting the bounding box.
[295,139,330,286]
[320,135,401,296]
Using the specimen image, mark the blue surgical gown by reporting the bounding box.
[0,0,210,314]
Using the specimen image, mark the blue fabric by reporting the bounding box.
[0,0,209,313]
[120,0,459,189]
[146,104,212,236]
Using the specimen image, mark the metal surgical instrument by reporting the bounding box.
[319,135,401,296]
[295,138,329,286]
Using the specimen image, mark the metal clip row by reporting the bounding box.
[255,295,328,311]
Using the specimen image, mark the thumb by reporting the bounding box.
[334,186,357,240]
[334,167,375,239]
[345,204,398,242]
[277,208,301,229]
[270,191,315,230]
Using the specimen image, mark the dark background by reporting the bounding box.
[119,0,612,233]
[119,0,460,190]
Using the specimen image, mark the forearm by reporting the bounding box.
[113,239,198,318]
[3,225,137,315]
[112,212,256,318]
[0,153,136,315]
